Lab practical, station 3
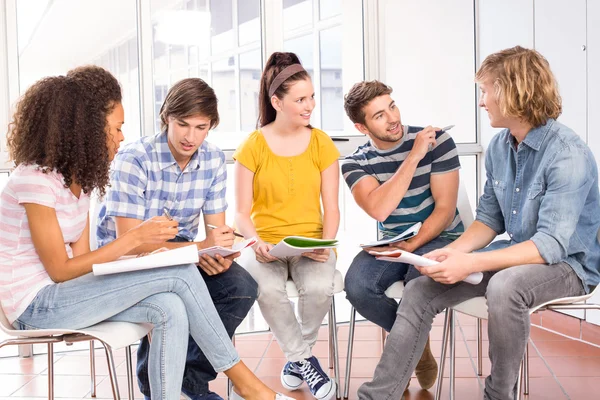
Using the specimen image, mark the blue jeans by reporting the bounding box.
[344,236,454,332]
[136,261,257,396]
[15,264,240,400]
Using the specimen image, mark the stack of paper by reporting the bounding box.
[93,245,200,276]
[198,237,257,258]
[360,222,422,248]
[368,249,483,285]
[268,236,338,258]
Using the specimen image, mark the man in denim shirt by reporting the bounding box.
[358,46,600,400]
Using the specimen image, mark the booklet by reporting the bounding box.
[360,222,422,248]
[198,237,258,258]
[368,249,483,285]
[268,236,339,258]
[93,245,199,276]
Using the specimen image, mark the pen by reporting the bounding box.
[162,207,173,221]
[206,224,244,238]
[441,124,455,132]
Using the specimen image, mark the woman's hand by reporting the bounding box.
[132,216,178,244]
[254,240,279,263]
[302,248,330,263]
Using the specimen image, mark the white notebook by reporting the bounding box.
[93,245,199,276]
[368,249,483,285]
[198,237,257,258]
[268,236,338,258]
[360,222,422,248]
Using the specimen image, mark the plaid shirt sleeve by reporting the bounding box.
[105,152,149,221]
[202,151,228,215]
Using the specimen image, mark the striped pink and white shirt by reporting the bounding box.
[0,164,90,324]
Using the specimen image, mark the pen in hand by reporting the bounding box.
[206,224,244,238]
[162,207,173,221]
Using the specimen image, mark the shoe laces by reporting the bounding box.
[299,359,326,388]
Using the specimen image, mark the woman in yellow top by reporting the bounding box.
[234,52,340,400]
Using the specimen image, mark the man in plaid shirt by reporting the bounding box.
[96,78,257,400]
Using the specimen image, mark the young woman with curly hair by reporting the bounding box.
[0,66,293,400]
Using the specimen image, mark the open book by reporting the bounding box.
[198,237,257,258]
[268,236,338,258]
[93,245,199,276]
[368,249,483,285]
[360,222,422,248]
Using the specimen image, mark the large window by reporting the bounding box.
[15,0,141,144]
[283,0,357,136]
[151,0,262,150]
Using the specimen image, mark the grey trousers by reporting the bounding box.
[358,262,585,400]
[239,248,336,361]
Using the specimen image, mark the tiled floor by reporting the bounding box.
[1,310,600,399]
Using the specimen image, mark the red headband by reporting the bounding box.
[268,64,306,97]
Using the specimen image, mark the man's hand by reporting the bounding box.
[203,225,235,248]
[198,253,240,276]
[302,248,330,263]
[390,239,418,253]
[410,126,439,161]
[254,240,279,263]
[416,248,476,284]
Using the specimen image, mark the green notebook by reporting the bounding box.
[282,236,338,248]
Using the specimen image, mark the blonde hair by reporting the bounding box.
[475,46,562,127]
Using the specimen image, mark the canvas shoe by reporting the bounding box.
[280,360,304,390]
[297,356,335,400]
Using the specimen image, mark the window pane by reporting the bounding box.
[239,50,262,132]
[211,57,238,147]
[320,26,343,131]
[284,34,314,80]
[16,0,141,144]
[283,0,313,33]
[210,0,234,53]
[319,0,342,20]
[238,0,260,46]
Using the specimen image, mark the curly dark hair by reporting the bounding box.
[6,65,122,196]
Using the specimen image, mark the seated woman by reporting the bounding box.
[0,66,293,400]
[234,52,340,400]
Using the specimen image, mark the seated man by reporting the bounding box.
[96,78,258,400]
[358,46,600,400]
[342,80,463,390]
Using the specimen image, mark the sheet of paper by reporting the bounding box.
[198,237,257,258]
[360,222,422,248]
[93,245,199,276]
[368,249,483,285]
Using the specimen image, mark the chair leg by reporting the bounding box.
[449,310,456,400]
[228,335,236,398]
[125,346,135,400]
[329,296,341,399]
[101,341,121,400]
[90,340,97,397]
[48,343,54,400]
[434,310,452,400]
[328,308,335,370]
[380,327,386,352]
[515,358,523,400]
[477,318,483,376]
[343,307,356,399]
[523,340,529,395]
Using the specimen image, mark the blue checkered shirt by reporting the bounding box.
[96,132,227,248]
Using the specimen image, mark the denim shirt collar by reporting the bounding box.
[506,119,556,152]
[155,132,201,172]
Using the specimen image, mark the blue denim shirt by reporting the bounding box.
[476,119,600,292]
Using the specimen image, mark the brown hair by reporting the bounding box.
[257,52,311,127]
[344,80,393,125]
[7,65,122,196]
[475,46,562,127]
[159,78,219,132]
